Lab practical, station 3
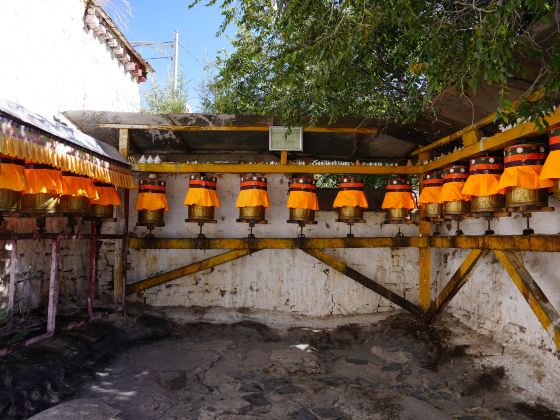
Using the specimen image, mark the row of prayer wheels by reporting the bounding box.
[135,173,417,238]
[419,124,560,235]
[0,158,121,226]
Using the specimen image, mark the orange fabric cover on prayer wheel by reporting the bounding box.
[184,175,220,207]
[439,164,470,202]
[540,124,560,180]
[382,177,416,209]
[462,156,505,198]
[286,176,319,210]
[136,178,169,211]
[497,143,552,190]
[24,163,63,194]
[236,176,269,208]
[61,172,98,199]
[91,182,121,206]
[0,156,26,191]
[418,171,443,204]
[333,176,368,208]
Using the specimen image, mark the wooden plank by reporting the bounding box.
[303,249,422,316]
[424,249,489,321]
[118,128,130,158]
[132,163,421,175]
[101,123,378,134]
[47,239,60,335]
[494,250,560,350]
[411,90,545,156]
[126,249,257,294]
[423,107,560,172]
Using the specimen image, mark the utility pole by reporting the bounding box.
[172,30,179,92]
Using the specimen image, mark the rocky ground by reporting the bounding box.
[1,307,553,420]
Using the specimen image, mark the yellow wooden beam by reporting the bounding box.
[411,90,545,157]
[303,249,422,316]
[132,163,421,175]
[126,249,257,294]
[128,235,560,252]
[100,123,378,135]
[494,250,560,350]
[424,249,489,321]
[422,107,560,173]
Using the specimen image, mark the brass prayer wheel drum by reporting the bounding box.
[90,204,114,219]
[21,193,60,215]
[443,200,471,215]
[288,207,316,224]
[137,209,165,227]
[59,195,90,215]
[470,195,505,213]
[238,205,266,223]
[386,207,410,222]
[553,179,560,200]
[505,187,548,209]
[187,204,215,222]
[337,206,364,223]
[0,189,22,212]
[424,203,442,218]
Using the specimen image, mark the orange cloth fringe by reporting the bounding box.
[61,175,98,199]
[439,182,470,202]
[24,168,63,194]
[418,186,443,204]
[540,151,560,180]
[462,174,504,197]
[0,163,26,191]
[136,192,169,211]
[236,189,269,208]
[184,188,220,207]
[333,190,368,208]
[286,191,319,210]
[91,186,121,206]
[497,166,552,190]
[381,192,416,209]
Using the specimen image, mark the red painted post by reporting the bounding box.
[87,222,96,319]
[7,239,17,313]
[46,239,60,335]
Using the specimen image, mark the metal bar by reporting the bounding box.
[302,249,422,316]
[132,163,421,175]
[424,249,489,321]
[46,239,60,335]
[422,107,560,172]
[100,123,379,135]
[0,233,124,240]
[126,249,257,294]
[87,223,96,319]
[494,250,560,350]
[128,235,560,252]
[7,239,16,313]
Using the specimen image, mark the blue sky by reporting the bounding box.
[125,0,236,111]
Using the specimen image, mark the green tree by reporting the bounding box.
[192,0,559,126]
[143,68,190,113]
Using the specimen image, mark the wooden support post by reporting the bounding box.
[7,239,17,313]
[418,152,431,312]
[280,150,288,165]
[494,250,560,350]
[127,249,257,294]
[47,239,60,335]
[424,249,489,321]
[118,128,130,158]
[87,222,96,320]
[303,249,422,316]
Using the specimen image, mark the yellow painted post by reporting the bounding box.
[418,152,431,312]
[280,150,288,165]
[114,128,130,304]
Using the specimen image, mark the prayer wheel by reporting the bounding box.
[59,195,90,215]
[236,176,269,224]
[59,172,96,215]
[425,203,442,218]
[286,175,319,225]
[382,177,416,223]
[463,156,505,213]
[0,156,25,212]
[90,204,114,219]
[21,163,62,214]
[441,163,470,216]
[136,176,167,228]
[540,123,560,200]
[334,176,368,225]
[184,175,219,223]
[187,203,215,223]
[419,171,444,219]
[90,182,120,219]
[499,143,551,209]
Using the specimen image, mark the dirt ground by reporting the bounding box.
[13,309,559,420]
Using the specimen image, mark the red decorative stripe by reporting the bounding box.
[138,189,165,195]
[504,160,545,168]
[139,184,166,192]
[443,177,467,184]
[424,178,443,186]
[338,182,365,189]
[386,186,412,192]
[240,185,267,191]
[289,185,317,192]
[241,181,268,188]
